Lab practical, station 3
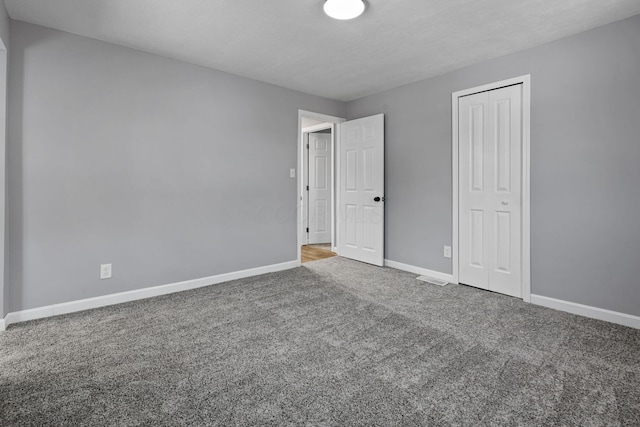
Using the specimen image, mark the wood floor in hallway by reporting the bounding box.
[301,245,336,263]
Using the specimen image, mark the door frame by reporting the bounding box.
[451,75,531,302]
[297,110,346,266]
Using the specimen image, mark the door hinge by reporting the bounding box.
[306,143,309,149]
[306,227,309,233]
[306,185,309,191]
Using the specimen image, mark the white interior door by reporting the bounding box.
[308,132,332,244]
[339,114,384,266]
[459,85,522,297]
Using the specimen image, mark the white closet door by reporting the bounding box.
[459,85,522,297]
[339,114,384,266]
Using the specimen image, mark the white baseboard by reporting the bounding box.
[2,260,298,330]
[531,294,640,329]
[384,259,454,283]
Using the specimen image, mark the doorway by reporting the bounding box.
[297,111,345,264]
[302,123,336,263]
[305,127,332,245]
[297,111,386,267]
[452,75,531,301]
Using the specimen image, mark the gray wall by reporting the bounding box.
[6,15,640,319]
[6,21,345,313]
[347,14,640,317]
[0,3,9,46]
[0,52,6,319]
[0,3,8,318]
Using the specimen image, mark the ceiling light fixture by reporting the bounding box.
[323,0,365,20]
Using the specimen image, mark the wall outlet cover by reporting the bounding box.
[100,263,112,280]
[444,246,452,258]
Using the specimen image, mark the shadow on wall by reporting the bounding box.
[6,26,67,315]
[0,45,5,319]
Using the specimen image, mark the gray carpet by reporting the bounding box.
[1,257,639,426]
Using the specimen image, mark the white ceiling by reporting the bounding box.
[5,0,640,101]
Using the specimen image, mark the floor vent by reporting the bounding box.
[416,276,449,286]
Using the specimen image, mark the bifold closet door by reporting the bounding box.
[458,85,522,298]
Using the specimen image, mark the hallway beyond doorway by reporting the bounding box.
[301,244,335,263]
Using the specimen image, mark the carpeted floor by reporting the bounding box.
[1,257,639,426]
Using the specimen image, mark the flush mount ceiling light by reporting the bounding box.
[323,0,365,20]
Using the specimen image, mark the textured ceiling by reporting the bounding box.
[5,0,640,101]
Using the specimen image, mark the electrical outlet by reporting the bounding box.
[444,246,452,258]
[290,168,296,178]
[100,263,112,280]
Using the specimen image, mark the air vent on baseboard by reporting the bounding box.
[416,276,448,286]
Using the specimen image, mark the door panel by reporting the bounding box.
[488,85,522,297]
[308,132,332,244]
[495,211,511,272]
[459,85,522,297]
[470,209,485,268]
[339,114,384,266]
[314,199,328,233]
[470,105,484,192]
[363,148,375,191]
[496,99,512,192]
[345,204,358,247]
[346,150,357,190]
[460,92,490,289]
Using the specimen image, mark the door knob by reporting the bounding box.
[374,196,382,202]
[501,200,509,205]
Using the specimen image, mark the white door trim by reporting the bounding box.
[297,110,345,265]
[452,75,531,302]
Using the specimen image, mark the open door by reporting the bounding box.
[338,114,384,266]
[308,132,332,244]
